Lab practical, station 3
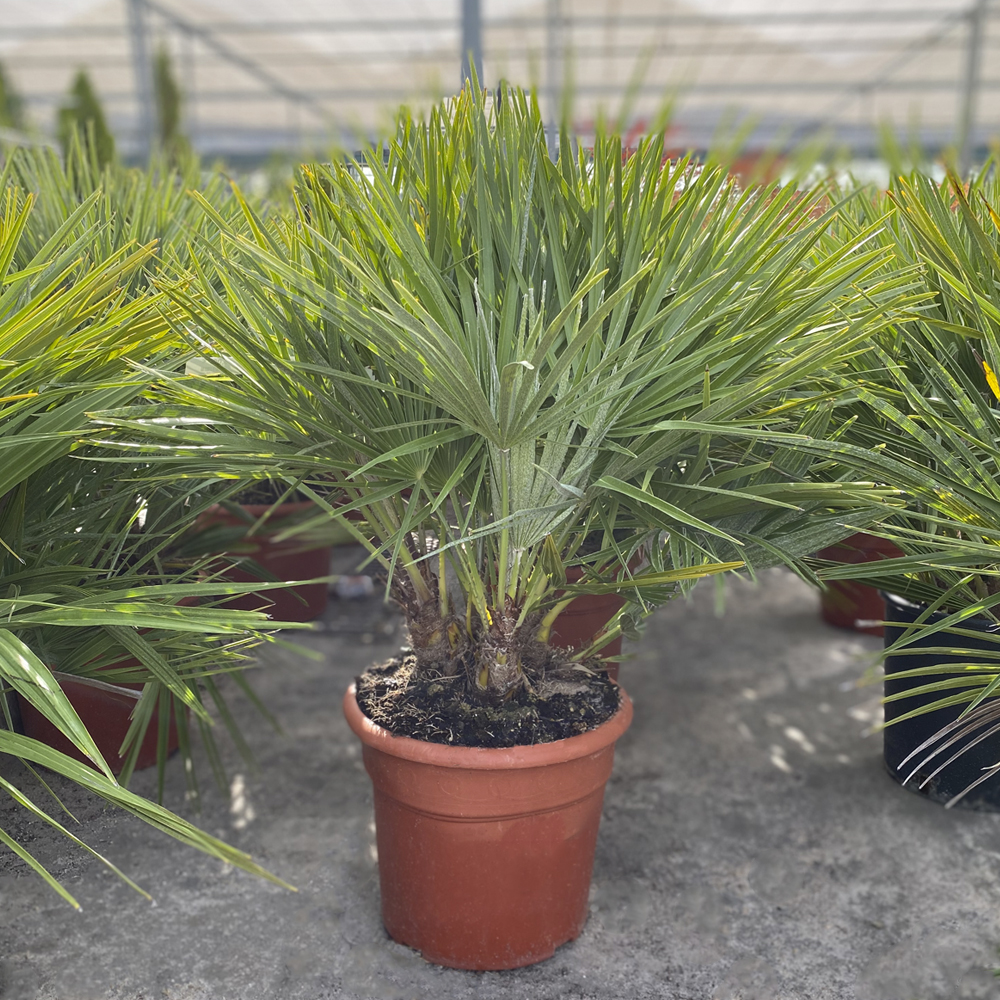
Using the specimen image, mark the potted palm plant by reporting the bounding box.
[801,165,1000,808]
[96,86,916,967]
[0,182,304,907]
[7,132,246,298]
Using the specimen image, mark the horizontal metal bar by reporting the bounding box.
[0,20,457,40]
[10,35,993,72]
[5,50,449,69]
[22,77,1000,108]
[0,8,973,41]
[488,9,968,28]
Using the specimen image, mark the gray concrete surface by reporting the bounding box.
[3,560,1000,1000]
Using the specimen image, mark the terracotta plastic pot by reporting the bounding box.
[549,589,626,673]
[17,674,178,775]
[816,532,903,636]
[15,597,201,774]
[202,501,331,622]
[883,592,1000,810]
[550,557,641,680]
[343,683,633,970]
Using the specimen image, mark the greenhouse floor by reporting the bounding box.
[3,557,1000,1000]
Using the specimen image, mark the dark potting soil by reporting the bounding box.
[355,654,621,748]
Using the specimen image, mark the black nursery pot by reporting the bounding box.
[883,592,1000,810]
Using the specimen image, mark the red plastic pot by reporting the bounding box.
[549,589,627,675]
[202,501,331,622]
[549,558,640,680]
[17,674,178,775]
[16,598,201,774]
[343,683,633,970]
[816,532,903,637]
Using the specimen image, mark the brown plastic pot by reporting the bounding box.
[816,532,903,637]
[202,501,331,622]
[16,598,200,774]
[549,590,627,674]
[549,557,641,680]
[17,674,178,775]
[343,683,633,970]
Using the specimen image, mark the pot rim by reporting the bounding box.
[206,499,317,519]
[816,532,904,559]
[343,682,633,771]
[880,591,923,611]
[881,591,1000,632]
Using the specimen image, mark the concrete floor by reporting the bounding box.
[3,561,1000,1000]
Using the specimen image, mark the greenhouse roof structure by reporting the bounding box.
[0,0,991,162]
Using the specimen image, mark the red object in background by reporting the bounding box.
[549,559,642,680]
[549,590,627,678]
[17,674,178,775]
[817,533,904,637]
[343,683,633,971]
[15,599,202,774]
[201,501,331,622]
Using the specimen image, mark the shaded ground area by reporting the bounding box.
[3,558,1000,999]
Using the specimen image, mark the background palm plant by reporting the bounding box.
[4,137,248,299]
[0,184,298,905]
[805,165,1000,607]
[97,85,916,706]
[56,72,115,169]
[780,163,1000,801]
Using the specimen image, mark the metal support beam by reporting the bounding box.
[461,0,482,89]
[546,0,562,159]
[958,0,988,175]
[181,27,197,144]
[125,0,155,159]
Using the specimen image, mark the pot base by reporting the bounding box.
[883,759,1000,812]
[394,936,566,971]
[377,784,596,969]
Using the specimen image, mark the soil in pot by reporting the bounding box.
[345,662,632,970]
[883,592,1000,810]
[355,652,620,748]
[199,496,332,623]
[817,533,903,636]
